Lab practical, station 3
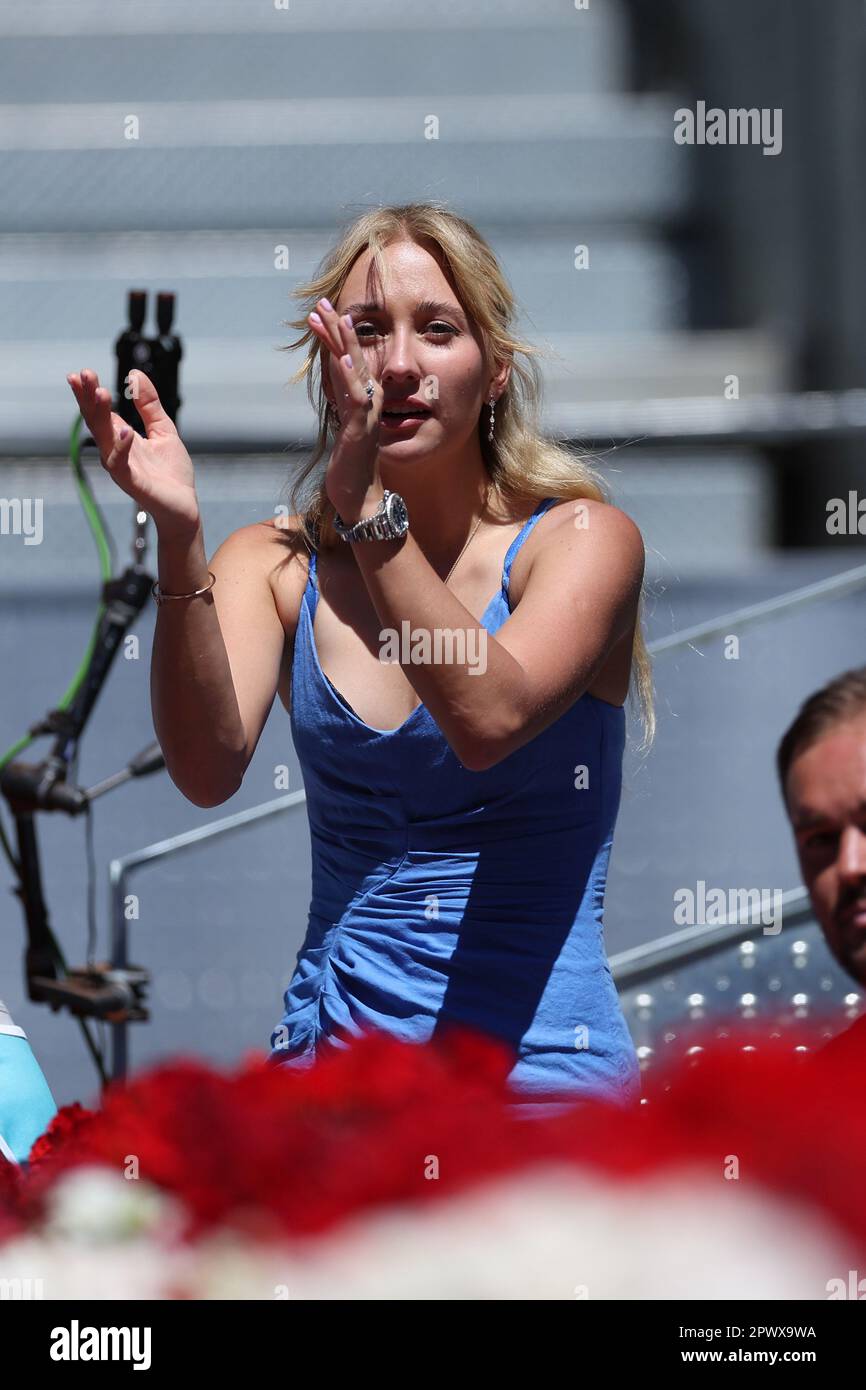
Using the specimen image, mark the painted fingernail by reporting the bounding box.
[320,298,333,312]
[343,313,353,329]
[119,427,129,440]
[309,312,322,325]
[342,354,353,368]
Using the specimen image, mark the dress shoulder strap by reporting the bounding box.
[307,501,558,614]
[502,496,560,587]
[304,547,319,617]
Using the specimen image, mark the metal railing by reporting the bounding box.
[107,790,307,1078]
[556,386,866,449]
[608,887,812,987]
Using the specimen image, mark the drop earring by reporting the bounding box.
[488,396,496,441]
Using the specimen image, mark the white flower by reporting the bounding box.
[261,1163,857,1300]
[42,1165,184,1245]
[0,1161,855,1300]
[0,1233,176,1299]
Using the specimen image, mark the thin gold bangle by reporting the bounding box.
[151,571,216,606]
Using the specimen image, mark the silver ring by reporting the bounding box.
[365,379,375,400]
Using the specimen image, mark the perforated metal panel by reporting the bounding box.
[616,915,863,1075]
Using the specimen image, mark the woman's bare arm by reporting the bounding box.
[151,520,292,807]
[345,496,645,770]
[64,366,300,808]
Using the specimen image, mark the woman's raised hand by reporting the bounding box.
[306,300,384,510]
[66,368,201,540]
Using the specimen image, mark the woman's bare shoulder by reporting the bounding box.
[542,494,642,536]
[509,495,644,602]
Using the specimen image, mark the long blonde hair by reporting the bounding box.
[278,202,654,748]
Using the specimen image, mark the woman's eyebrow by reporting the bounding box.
[342,299,467,323]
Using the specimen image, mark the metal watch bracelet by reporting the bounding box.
[333,489,409,542]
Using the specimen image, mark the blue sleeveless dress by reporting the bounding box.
[269,497,641,1110]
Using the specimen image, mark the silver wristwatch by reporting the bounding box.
[333,489,410,543]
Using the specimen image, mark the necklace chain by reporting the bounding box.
[443,482,492,586]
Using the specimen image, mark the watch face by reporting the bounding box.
[386,492,409,535]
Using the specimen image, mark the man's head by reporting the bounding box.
[778,667,866,986]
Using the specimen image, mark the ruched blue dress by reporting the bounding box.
[269,497,641,1110]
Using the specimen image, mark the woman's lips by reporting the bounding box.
[380,411,429,431]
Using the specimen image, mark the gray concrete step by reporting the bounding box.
[0,326,790,455]
[0,92,690,231]
[0,225,688,355]
[0,0,627,45]
[0,14,629,102]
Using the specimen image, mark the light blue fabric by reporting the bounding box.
[270,497,641,1110]
[0,1031,58,1164]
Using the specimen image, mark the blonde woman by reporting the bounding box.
[67,204,653,1114]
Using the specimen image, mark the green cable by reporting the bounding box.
[0,413,117,872]
[0,410,130,1084]
[69,411,115,580]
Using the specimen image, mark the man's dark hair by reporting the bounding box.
[777,666,866,802]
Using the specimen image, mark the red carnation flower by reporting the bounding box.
[2,1020,865,1262]
[27,1101,97,1168]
